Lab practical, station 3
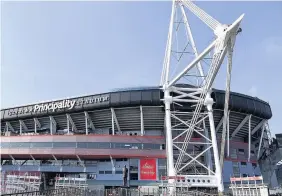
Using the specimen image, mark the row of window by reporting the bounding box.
[98,170,123,174]
[0,142,163,150]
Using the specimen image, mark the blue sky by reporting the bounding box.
[1,1,282,134]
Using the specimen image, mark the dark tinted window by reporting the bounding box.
[0,142,10,148]
[53,142,76,148]
[241,162,247,166]
[10,142,30,148]
[88,142,99,148]
[77,143,87,148]
[143,143,160,149]
[98,143,110,149]
[105,171,112,174]
[31,142,52,148]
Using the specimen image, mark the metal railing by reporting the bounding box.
[1,187,222,196]
[1,187,84,196]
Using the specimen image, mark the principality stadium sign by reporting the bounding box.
[33,99,76,112]
[3,94,110,118]
[33,95,110,113]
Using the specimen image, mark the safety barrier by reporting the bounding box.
[0,187,221,196]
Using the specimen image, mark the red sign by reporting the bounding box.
[140,159,157,180]
[230,176,263,182]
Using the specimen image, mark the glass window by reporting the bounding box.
[31,142,52,148]
[121,143,132,149]
[99,171,105,174]
[238,149,245,155]
[159,169,167,180]
[105,171,112,174]
[129,173,138,180]
[99,159,110,162]
[232,162,240,175]
[0,143,10,148]
[116,158,127,162]
[143,143,159,150]
[129,159,138,166]
[115,170,123,174]
[251,150,255,156]
[158,158,166,165]
[131,143,141,149]
[9,143,30,148]
[85,160,97,166]
[241,162,247,167]
[77,143,87,148]
[53,142,76,148]
[242,174,248,177]
[113,143,122,149]
[98,143,110,149]
[88,142,99,148]
[230,149,237,159]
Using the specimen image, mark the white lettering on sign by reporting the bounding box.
[33,100,76,113]
[32,95,109,113]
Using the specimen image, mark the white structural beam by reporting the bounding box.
[205,93,224,192]
[51,154,59,166]
[111,108,121,134]
[49,116,57,135]
[179,4,205,80]
[231,115,250,138]
[84,111,95,135]
[66,114,77,132]
[180,0,221,31]
[160,0,176,86]
[160,0,244,194]
[215,116,224,132]
[110,155,115,173]
[248,115,252,162]
[251,119,266,135]
[34,118,41,134]
[9,155,18,165]
[30,154,39,165]
[168,39,217,87]
[19,120,28,131]
[76,155,85,167]
[227,111,230,157]
[257,123,266,160]
[140,106,144,136]
[6,122,15,132]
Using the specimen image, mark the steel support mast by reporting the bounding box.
[161,0,244,194]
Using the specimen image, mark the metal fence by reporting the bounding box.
[1,187,222,196]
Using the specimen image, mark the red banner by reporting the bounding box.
[140,159,157,180]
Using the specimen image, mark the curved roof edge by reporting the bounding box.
[0,86,272,120]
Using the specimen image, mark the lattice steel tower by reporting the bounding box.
[160,0,244,194]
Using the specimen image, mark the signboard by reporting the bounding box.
[140,159,157,180]
[230,176,263,182]
[2,94,110,119]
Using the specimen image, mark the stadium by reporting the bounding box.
[0,85,272,193]
[0,0,276,195]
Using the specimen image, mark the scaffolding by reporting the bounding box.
[229,176,269,196]
[1,171,41,194]
[54,174,88,190]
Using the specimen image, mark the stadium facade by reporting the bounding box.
[0,86,272,193]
